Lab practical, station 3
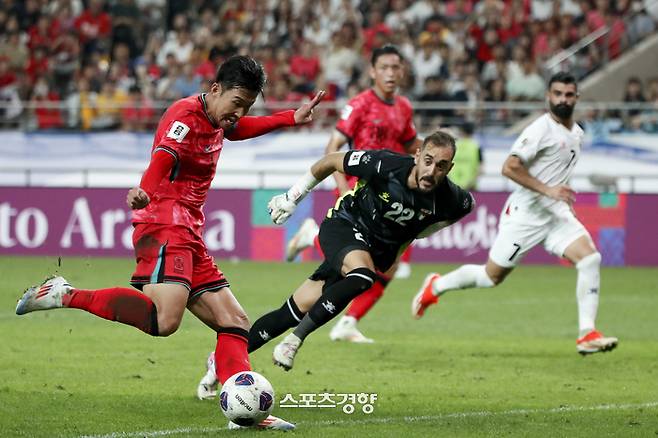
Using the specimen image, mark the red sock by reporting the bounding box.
[400,246,412,263]
[346,274,390,320]
[313,234,324,258]
[63,287,158,335]
[215,329,251,384]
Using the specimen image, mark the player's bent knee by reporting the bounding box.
[345,267,377,292]
[576,251,601,272]
[156,317,182,337]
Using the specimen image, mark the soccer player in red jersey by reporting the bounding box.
[16,55,324,430]
[286,45,422,343]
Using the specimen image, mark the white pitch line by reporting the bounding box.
[80,400,658,438]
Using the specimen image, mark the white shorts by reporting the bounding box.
[488,206,591,268]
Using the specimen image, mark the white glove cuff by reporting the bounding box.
[286,171,320,204]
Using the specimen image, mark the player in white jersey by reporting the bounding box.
[411,72,618,355]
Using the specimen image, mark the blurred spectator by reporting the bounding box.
[290,41,321,93]
[412,33,442,96]
[266,76,304,112]
[385,0,411,31]
[92,80,127,129]
[0,31,28,72]
[27,14,60,51]
[481,44,508,84]
[506,58,545,101]
[195,46,221,82]
[173,64,202,98]
[64,77,93,129]
[121,84,154,131]
[363,8,392,53]
[323,29,362,94]
[111,0,141,59]
[25,46,50,87]
[157,27,193,67]
[623,76,646,130]
[31,78,64,129]
[74,0,112,57]
[418,75,454,124]
[51,30,81,97]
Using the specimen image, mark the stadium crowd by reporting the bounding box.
[0,0,657,131]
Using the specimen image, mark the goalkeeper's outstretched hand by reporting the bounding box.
[268,194,297,224]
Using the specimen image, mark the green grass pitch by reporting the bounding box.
[1,256,657,437]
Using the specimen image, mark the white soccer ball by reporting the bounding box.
[219,371,275,426]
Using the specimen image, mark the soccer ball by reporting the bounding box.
[219,371,275,426]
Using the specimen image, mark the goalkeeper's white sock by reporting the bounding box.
[575,252,601,336]
[432,264,495,296]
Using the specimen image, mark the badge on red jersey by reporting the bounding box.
[167,121,190,143]
[340,105,354,121]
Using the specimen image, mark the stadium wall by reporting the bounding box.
[0,187,656,266]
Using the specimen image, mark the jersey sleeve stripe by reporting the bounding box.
[154,146,180,161]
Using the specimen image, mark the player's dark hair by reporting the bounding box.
[548,72,577,91]
[371,44,403,66]
[215,55,266,94]
[423,130,457,158]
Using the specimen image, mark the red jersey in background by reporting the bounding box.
[336,89,416,155]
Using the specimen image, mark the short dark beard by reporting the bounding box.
[550,102,574,120]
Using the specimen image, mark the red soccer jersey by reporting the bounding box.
[335,89,416,155]
[132,94,223,236]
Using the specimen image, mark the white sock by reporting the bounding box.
[576,252,601,336]
[432,264,495,296]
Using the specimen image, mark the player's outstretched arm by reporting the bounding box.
[268,152,347,225]
[502,155,575,204]
[225,90,326,141]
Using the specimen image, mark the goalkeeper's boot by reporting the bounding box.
[272,333,302,371]
[16,276,72,315]
[285,218,319,262]
[196,351,218,400]
[228,415,296,430]
[577,330,618,355]
[411,273,440,319]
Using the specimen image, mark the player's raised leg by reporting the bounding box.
[16,276,188,337]
[562,235,618,355]
[411,260,506,319]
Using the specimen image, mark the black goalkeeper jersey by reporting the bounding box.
[329,149,474,247]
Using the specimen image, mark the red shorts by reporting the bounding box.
[130,223,229,300]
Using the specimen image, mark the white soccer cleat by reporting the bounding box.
[228,414,296,430]
[329,316,374,343]
[411,273,440,319]
[394,261,412,279]
[16,276,72,315]
[577,330,618,355]
[196,351,218,400]
[272,333,302,371]
[285,218,319,262]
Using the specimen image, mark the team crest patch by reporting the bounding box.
[340,104,353,120]
[173,256,185,274]
[348,151,366,166]
[166,121,190,143]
